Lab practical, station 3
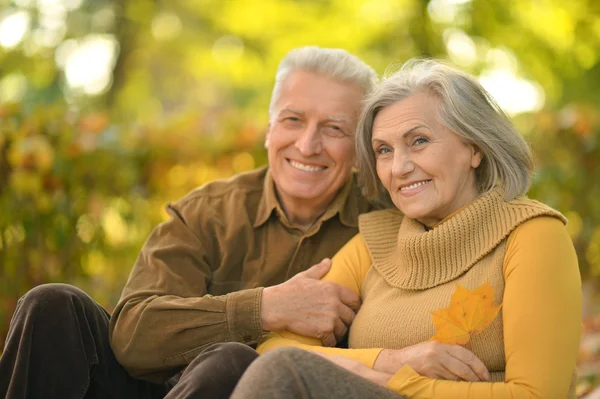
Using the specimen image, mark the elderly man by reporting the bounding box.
[0,46,381,399]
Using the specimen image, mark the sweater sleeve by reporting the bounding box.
[386,216,582,398]
[256,233,384,368]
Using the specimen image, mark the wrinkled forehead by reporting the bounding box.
[373,91,442,124]
[274,71,365,120]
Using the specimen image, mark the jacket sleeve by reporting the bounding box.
[109,199,263,383]
[256,234,383,367]
[386,216,582,398]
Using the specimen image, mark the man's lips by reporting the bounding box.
[287,159,327,172]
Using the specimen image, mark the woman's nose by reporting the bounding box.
[391,151,415,177]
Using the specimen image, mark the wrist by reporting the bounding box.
[369,369,393,387]
[260,286,279,331]
[373,349,388,372]
[373,349,405,374]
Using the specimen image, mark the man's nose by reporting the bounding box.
[294,124,322,156]
[391,151,415,177]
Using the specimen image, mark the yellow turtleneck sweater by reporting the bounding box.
[257,190,582,399]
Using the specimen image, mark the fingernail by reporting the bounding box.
[484,371,490,381]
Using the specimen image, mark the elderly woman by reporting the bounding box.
[229,59,582,399]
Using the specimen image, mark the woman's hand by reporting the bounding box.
[373,342,490,382]
[314,353,393,387]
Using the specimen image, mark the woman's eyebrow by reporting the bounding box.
[372,124,427,144]
[400,125,427,138]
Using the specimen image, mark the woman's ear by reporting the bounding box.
[470,144,483,168]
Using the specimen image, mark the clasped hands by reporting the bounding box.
[314,342,490,388]
[260,259,490,385]
[261,258,359,347]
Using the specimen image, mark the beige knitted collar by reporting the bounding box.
[359,188,566,290]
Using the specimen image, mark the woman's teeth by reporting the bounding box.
[400,180,431,191]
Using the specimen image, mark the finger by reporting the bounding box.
[420,365,455,381]
[333,317,348,343]
[440,355,480,382]
[447,345,490,381]
[299,259,332,280]
[336,285,361,312]
[419,356,460,381]
[337,303,356,327]
[322,332,336,348]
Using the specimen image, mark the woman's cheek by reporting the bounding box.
[376,162,390,190]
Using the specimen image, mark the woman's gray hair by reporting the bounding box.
[269,46,378,117]
[356,59,534,201]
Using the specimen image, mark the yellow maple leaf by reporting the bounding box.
[430,282,502,346]
[450,282,495,307]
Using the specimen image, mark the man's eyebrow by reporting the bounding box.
[278,107,304,116]
[278,108,351,125]
[326,116,351,125]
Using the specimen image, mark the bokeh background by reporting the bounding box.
[1,0,599,395]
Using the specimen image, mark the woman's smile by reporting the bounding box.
[398,179,432,196]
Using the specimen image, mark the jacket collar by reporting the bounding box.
[253,168,358,229]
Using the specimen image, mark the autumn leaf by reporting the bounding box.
[430,282,502,346]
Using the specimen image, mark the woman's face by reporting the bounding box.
[372,91,483,227]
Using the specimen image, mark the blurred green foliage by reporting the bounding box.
[0,0,599,374]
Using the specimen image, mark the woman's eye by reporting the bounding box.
[376,147,391,155]
[412,137,428,146]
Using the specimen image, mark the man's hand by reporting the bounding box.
[260,259,361,347]
[373,342,490,382]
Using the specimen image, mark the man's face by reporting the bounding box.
[266,70,364,215]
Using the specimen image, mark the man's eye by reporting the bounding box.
[324,125,346,137]
[281,117,302,127]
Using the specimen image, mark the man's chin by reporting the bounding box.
[279,183,331,201]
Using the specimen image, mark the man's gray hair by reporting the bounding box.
[269,46,378,118]
[357,58,534,201]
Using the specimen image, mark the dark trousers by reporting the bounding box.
[0,284,259,399]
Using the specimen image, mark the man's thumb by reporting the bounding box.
[301,258,332,279]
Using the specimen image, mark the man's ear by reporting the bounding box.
[264,126,271,149]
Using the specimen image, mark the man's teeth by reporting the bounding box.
[289,160,324,172]
[400,180,431,191]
